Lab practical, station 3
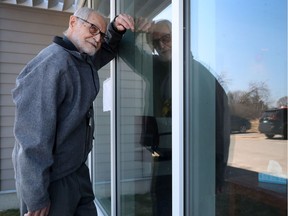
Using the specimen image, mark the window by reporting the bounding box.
[92,1,287,215]
[117,1,172,215]
[91,0,111,214]
[187,0,287,215]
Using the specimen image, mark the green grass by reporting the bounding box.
[0,193,283,216]
[0,209,19,216]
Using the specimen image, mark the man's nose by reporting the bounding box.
[159,40,165,48]
[93,34,102,42]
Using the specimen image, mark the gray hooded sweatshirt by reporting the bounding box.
[12,22,124,212]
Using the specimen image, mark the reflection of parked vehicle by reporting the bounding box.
[258,107,288,139]
[230,115,251,133]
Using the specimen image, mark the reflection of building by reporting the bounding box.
[0,1,287,215]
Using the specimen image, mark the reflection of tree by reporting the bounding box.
[228,81,270,119]
[215,71,231,91]
[277,96,288,107]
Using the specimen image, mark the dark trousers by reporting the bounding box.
[20,164,97,216]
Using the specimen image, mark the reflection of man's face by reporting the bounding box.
[152,24,171,61]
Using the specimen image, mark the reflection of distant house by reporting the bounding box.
[230,115,251,133]
[0,3,72,210]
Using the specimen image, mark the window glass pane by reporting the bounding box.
[189,0,287,215]
[92,1,111,214]
[118,1,172,215]
[93,67,111,214]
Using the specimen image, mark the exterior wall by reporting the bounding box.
[0,3,71,209]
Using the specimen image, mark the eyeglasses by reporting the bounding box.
[152,34,171,48]
[76,17,106,42]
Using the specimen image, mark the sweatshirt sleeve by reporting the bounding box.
[92,22,126,69]
[12,56,65,211]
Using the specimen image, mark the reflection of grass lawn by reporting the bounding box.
[0,209,19,216]
[120,193,153,216]
[121,189,282,216]
[1,190,283,216]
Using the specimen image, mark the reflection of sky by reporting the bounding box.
[155,1,287,106]
[214,0,287,106]
[153,4,171,21]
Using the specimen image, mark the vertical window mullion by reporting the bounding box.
[172,0,184,216]
[110,1,117,216]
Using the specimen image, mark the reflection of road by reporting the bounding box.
[228,133,288,175]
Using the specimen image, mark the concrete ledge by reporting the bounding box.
[0,191,19,211]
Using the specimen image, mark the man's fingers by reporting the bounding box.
[24,203,50,216]
[115,14,135,31]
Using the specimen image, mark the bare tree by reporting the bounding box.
[277,96,288,107]
[215,71,231,91]
[228,81,270,119]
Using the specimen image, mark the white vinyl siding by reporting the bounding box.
[0,3,71,192]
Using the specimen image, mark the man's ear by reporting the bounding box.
[69,15,77,28]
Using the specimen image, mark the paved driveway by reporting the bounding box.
[228,132,287,176]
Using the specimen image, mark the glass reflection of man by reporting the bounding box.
[120,18,230,216]
[148,20,230,216]
[120,19,173,215]
[150,20,172,61]
[147,20,173,216]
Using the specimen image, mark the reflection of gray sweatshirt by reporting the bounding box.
[120,31,230,189]
[12,23,123,212]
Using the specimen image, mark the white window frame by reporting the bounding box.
[171,0,184,216]
[94,1,185,215]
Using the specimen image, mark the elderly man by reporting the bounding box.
[12,7,134,216]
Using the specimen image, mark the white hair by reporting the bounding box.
[73,7,95,20]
